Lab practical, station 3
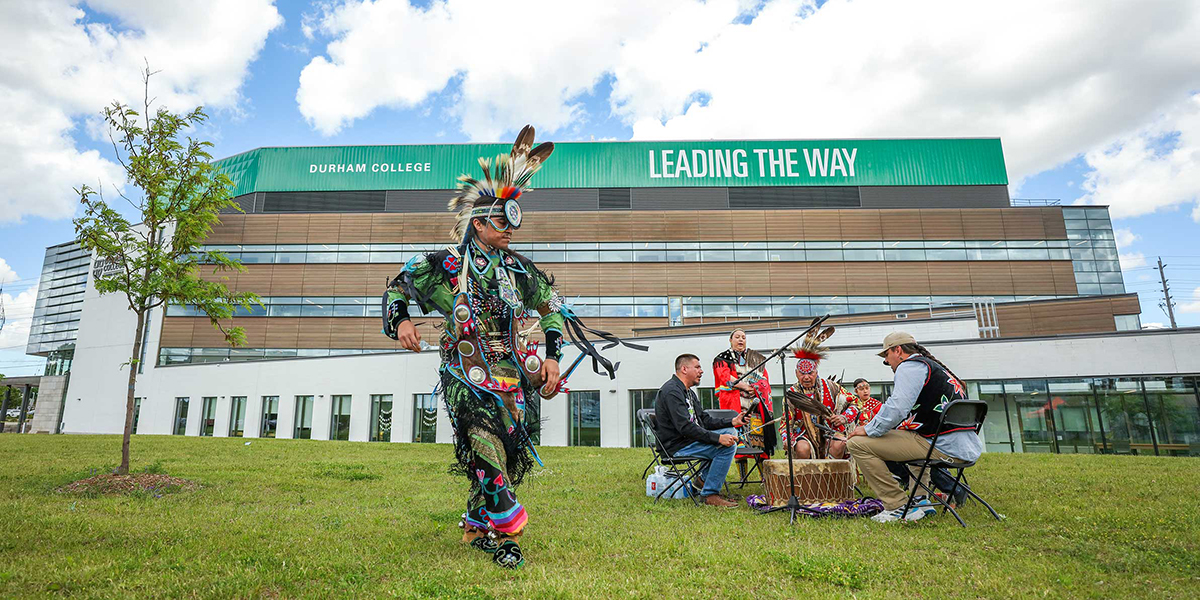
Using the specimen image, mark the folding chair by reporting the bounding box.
[899,399,1004,527]
[706,408,767,488]
[636,409,712,506]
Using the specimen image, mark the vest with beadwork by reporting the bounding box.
[896,355,972,438]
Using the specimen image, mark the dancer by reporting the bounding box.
[383,125,632,568]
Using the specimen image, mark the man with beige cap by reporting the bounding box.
[846,332,982,523]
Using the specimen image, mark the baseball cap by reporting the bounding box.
[877,331,916,357]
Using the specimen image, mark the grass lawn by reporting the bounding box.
[1,435,1197,599]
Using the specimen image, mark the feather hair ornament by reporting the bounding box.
[447,124,555,242]
[791,326,835,362]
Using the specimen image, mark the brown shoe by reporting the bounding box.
[703,494,738,508]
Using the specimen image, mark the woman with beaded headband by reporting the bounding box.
[381,125,640,569]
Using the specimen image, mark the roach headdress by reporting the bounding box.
[448,124,554,243]
[792,325,835,375]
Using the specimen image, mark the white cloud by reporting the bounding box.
[1076,93,1200,220]
[0,1,283,224]
[1142,322,1166,329]
[1179,287,1200,314]
[0,260,37,354]
[1119,252,1147,271]
[297,0,1200,191]
[1114,228,1139,250]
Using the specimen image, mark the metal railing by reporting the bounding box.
[924,297,1000,338]
[1010,198,1061,206]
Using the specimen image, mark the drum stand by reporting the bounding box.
[727,315,829,525]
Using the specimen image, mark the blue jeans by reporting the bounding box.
[677,427,737,497]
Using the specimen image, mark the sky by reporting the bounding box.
[1,0,1199,376]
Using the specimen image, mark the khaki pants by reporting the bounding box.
[847,430,951,510]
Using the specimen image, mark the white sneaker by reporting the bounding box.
[872,499,937,524]
[904,498,938,522]
[871,508,905,523]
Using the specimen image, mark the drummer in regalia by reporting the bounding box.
[783,327,861,459]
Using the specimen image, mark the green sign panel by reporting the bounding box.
[214,138,1007,197]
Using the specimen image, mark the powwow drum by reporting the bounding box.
[763,459,854,506]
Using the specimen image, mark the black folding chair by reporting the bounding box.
[637,409,713,506]
[900,399,1003,527]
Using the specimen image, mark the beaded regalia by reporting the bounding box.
[381,125,641,569]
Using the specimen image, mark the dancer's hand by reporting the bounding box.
[847,425,867,439]
[733,380,752,392]
[830,414,847,428]
[397,320,422,352]
[539,358,560,398]
[731,413,749,428]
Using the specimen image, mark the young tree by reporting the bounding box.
[74,68,258,475]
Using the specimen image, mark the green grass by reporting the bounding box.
[0,435,1197,599]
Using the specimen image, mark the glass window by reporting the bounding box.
[229,396,247,437]
[884,249,926,261]
[1061,208,1086,219]
[1005,380,1055,453]
[1142,377,1200,456]
[413,393,438,442]
[370,251,405,263]
[966,248,1010,260]
[1007,248,1050,260]
[300,301,333,317]
[294,395,314,439]
[270,304,302,317]
[1084,208,1110,220]
[925,249,968,261]
[1094,378,1155,455]
[370,394,393,442]
[275,251,306,264]
[1114,314,1140,331]
[238,252,275,264]
[805,250,843,261]
[260,396,279,438]
[1077,284,1103,295]
[132,397,142,434]
[1046,380,1105,454]
[200,397,217,437]
[665,245,699,262]
[1063,219,1090,230]
[630,389,658,448]
[701,248,735,261]
[1048,248,1071,260]
[599,249,633,262]
[330,395,352,441]
[1100,283,1126,295]
[842,249,884,261]
[333,303,366,317]
[976,384,1014,453]
[569,391,602,447]
[173,397,189,435]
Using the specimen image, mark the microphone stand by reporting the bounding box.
[723,315,830,525]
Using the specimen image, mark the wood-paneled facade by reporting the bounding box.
[162,207,1137,352]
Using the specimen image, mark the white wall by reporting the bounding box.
[62,274,1200,448]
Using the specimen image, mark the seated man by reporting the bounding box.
[847,332,982,523]
[654,353,748,507]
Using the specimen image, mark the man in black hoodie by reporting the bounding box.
[654,354,748,507]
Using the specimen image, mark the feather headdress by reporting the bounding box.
[791,326,835,373]
[448,124,554,242]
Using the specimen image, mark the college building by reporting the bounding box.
[18,138,1200,456]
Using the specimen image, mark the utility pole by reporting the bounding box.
[1157,257,1177,329]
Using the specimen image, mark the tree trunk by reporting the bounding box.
[119,310,147,475]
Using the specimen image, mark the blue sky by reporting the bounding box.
[1,0,1198,376]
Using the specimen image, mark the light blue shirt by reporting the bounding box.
[866,354,982,462]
